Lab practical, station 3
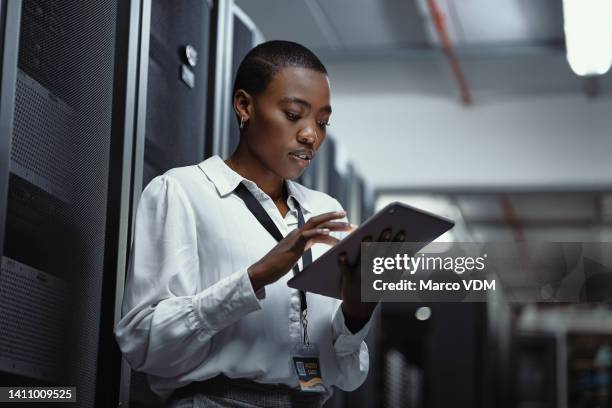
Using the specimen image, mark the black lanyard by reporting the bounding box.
[234,182,311,312]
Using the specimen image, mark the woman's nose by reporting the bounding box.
[297,127,317,145]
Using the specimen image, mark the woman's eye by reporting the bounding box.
[318,121,330,129]
[285,112,300,121]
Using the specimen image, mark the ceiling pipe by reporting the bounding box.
[426,0,473,105]
[499,194,524,242]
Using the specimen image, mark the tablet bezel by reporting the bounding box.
[287,201,455,299]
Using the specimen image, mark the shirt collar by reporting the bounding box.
[198,155,313,213]
[285,179,312,213]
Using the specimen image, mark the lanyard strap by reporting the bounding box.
[234,183,311,313]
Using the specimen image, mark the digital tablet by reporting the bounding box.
[287,202,455,299]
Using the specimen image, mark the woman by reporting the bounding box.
[115,40,392,408]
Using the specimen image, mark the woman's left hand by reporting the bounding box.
[338,229,406,324]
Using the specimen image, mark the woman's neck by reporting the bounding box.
[225,147,286,204]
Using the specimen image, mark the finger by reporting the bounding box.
[306,235,340,249]
[301,228,331,239]
[367,232,386,260]
[389,231,408,261]
[358,235,375,262]
[393,230,406,242]
[301,229,341,244]
[298,229,339,250]
[378,228,392,242]
[304,211,346,230]
[356,234,376,268]
[317,221,357,232]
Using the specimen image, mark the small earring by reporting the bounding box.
[239,117,245,129]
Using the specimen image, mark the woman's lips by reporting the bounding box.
[288,149,314,160]
[288,152,311,166]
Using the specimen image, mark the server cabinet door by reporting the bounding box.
[226,7,257,157]
[143,0,212,188]
[130,1,212,407]
[1,0,143,407]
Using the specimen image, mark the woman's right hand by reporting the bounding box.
[247,210,355,292]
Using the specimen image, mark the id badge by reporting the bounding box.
[291,343,326,393]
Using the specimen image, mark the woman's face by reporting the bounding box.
[239,67,332,180]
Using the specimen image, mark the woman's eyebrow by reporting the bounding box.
[280,97,332,114]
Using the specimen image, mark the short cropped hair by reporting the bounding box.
[232,40,327,97]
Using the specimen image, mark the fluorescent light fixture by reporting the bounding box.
[562,0,612,76]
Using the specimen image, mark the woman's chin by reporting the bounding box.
[285,171,305,181]
[280,163,307,180]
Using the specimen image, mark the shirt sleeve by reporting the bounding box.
[329,198,372,391]
[114,175,262,378]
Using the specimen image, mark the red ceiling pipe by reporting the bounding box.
[426,0,473,105]
[499,193,524,242]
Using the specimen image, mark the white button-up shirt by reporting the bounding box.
[114,155,371,400]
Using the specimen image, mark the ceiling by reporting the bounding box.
[234,0,612,195]
[236,0,562,51]
[235,0,612,98]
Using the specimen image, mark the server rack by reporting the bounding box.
[361,182,375,221]
[313,134,330,194]
[225,4,264,158]
[125,1,214,406]
[0,0,20,257]
[124,1,261,406]
[326,138,350,210]
[0,1,147,407]
[207,0,233,158]
[346,164,361,223]
[141,0,212,189]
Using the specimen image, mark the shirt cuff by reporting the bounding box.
[331,303,372,357]
[191,269,263,335]
[255,286,266,300]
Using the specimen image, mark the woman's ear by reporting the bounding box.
[233,89,252,123]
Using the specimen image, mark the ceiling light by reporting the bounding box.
[415,306,432,321]
[562,0,612,76]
